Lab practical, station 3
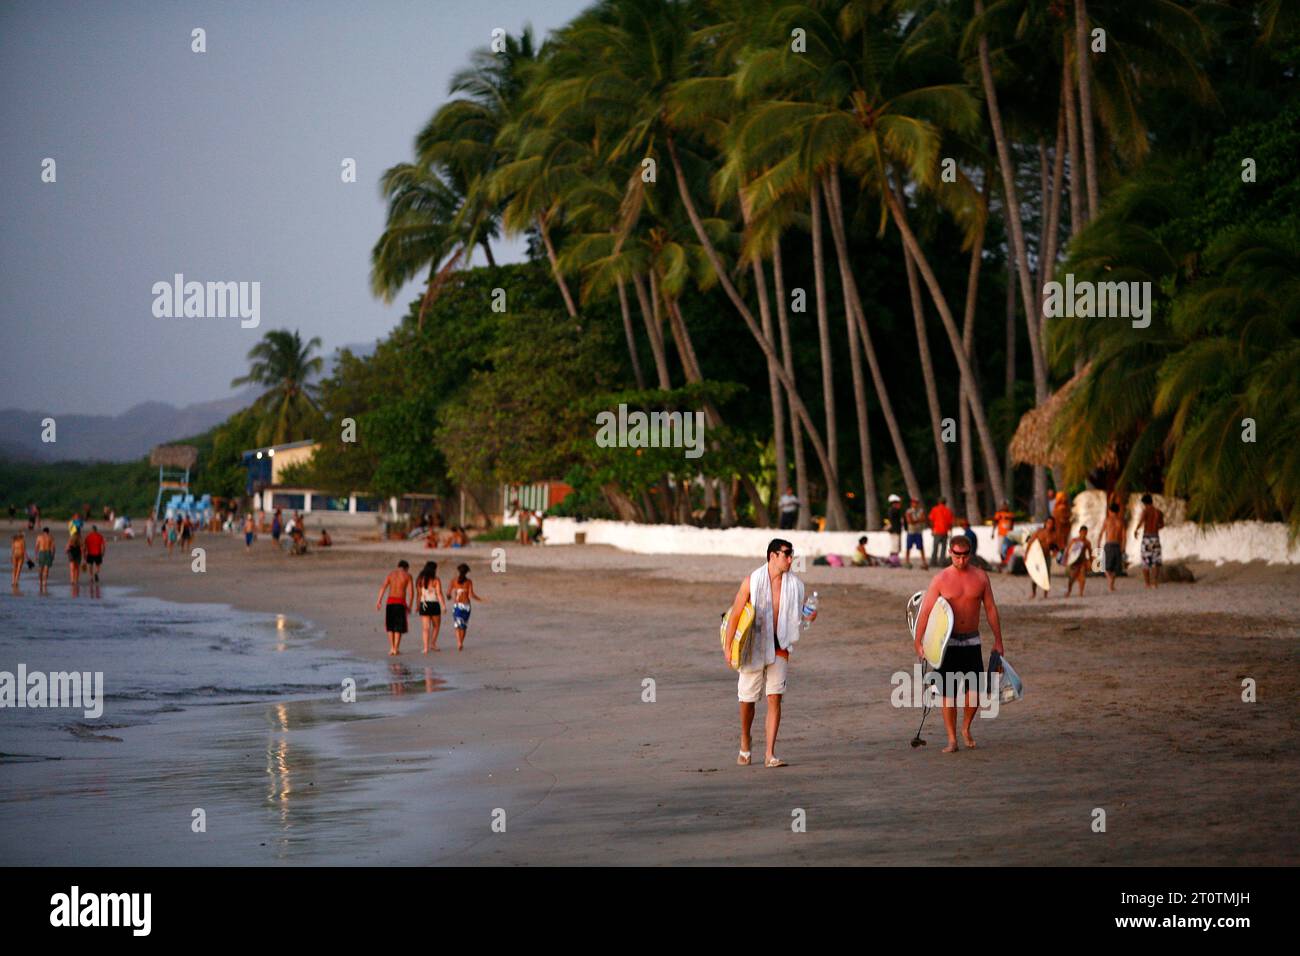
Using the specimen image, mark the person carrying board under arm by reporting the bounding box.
[913,535,1006,753]
[722,538,816,768]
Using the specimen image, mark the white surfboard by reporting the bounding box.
[1067,540,1086,566]
[1025,538,1051,592]
[907,593,954,668]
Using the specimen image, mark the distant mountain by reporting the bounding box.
[0,392,260,463]
[0,340,377,464]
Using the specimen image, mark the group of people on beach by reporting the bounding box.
[1021,493,1165,598]
[376,559,487,655]
[11,518,107,594]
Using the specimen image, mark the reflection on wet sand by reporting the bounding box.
[387,662,448,697]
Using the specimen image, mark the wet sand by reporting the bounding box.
[8,522,1299,865]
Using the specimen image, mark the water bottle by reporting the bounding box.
[801,591,819,630]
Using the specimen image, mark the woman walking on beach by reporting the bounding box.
[165,517,177,557]
[11,532,28,589]
[415,561,446,653]
[66,529,82,586]
[448,562,487,651]
[271,509,283,549]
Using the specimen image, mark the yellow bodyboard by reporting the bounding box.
[720,602,755,670]
[921,596,954,668]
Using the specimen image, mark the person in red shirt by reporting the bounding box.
[928,497,955,565]
[83,525,107,583]
[993,502,1015,565]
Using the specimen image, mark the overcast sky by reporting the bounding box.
[0,0,591,416]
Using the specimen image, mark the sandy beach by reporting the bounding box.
[6,520,1296,866]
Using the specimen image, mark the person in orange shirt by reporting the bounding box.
[928,497,955,565]
[993,502,1015,565]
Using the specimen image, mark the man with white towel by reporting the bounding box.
[722,538,815,768]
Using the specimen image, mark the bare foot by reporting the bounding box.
[962,734,977,749]
[942,741,958,753]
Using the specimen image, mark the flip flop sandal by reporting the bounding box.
[737,750,752,766]
[765,756,788,768]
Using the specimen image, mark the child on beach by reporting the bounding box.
[415,561,446,653]
[448,563,487,651]
[1065,526,1094,598]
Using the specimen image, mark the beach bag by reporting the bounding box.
[987,651,1024,704]
[719,602,755,671]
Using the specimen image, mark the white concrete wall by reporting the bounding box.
[545,515,1300,565]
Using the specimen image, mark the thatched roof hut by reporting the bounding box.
[1010,366,1117,470]
[150,444,199,469]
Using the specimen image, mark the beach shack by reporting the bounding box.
[241,439,394,528]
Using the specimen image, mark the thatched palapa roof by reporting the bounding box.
[150,444,198,469]
[1010,366,1117,470]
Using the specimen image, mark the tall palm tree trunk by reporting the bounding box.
[809,178,847,526]
[748,241,789,503]
[1003,274,1017,507]
[631,272,671,389]
[975,0,1049,516]
[1063,38,1084,238]
[1075,0,1100,221]
[958,170,991,525]
[616,278,646,390]
[824,169,921,502]
[537,213,578,318]
[899,220,954,505]
[881,179,1009,509]
[772,236,814,530]
[666,135,847,530]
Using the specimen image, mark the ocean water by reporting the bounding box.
[0,588,373,758]
[0,587,459,864]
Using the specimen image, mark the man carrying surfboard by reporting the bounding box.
[1064,526,1094,598]
[912,535,1004,752]
[722,539,815,768]
[1027,518,1059,598]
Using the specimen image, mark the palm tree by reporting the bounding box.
[231,330,324,447]
[544,0,850,528]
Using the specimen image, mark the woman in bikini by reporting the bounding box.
[415,561,446,653]
[448,562,487,651]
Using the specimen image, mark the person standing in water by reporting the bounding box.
[448,563,487,651]
[10,532,28,589]
[376,560,414,656]
[35,526,54,593]
[66,529,83,587]
[913,534,1006,753]
[83,525,107,583]
[415,561,446,653]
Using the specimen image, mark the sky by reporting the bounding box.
[0,0,592,416]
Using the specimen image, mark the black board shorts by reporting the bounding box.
[86,554,102,566]
[418,601,441,617]
[385,603,408,633]
[937,640,984,697]
[1104,542,1122,573]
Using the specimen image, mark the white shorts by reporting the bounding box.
[738,656,788,702]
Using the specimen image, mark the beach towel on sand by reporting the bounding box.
[743,564,804,670]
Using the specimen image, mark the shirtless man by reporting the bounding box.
[912,535,1005,752]
[1134,493,1165,588]
[1100,501,1125,591]
[35,526,54,593]
[375,560,414,655]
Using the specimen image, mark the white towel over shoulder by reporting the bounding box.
[742,565,805,671]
